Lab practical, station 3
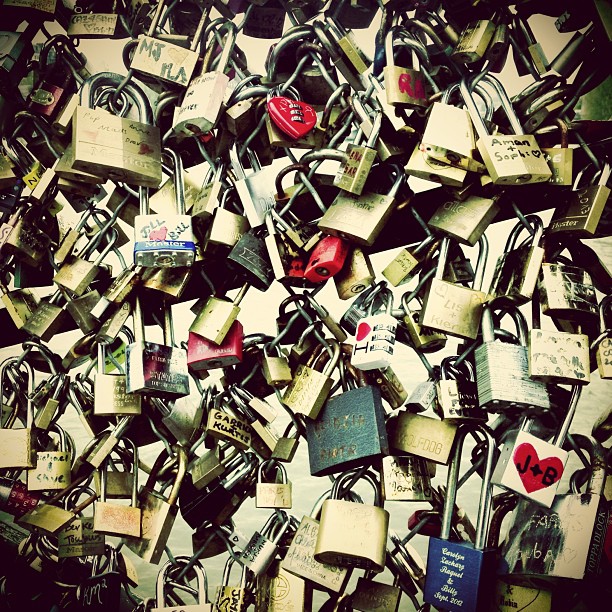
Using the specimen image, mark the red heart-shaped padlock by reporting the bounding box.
[513,443,564,494]
[267,96,317,140]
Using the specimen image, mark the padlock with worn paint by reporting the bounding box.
[188,319,243,371]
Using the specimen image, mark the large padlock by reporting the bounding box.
[351,286,397,371]
[500,434,607,581]
[306,363,389,476]
[424,424,497,612]
[27,424,72,492]
[420,236,487,340]
[71,73,162,187]
[134,148,196,267]
[93,446,141,538]
[475,302,550,412]
[488,214,545,304]
[152,555,213,611]
[461,74,552,185]
[491,386,581,508]
[123,445,187,565]
[315,471,389,573]
[0,358,36,470]
[126,296,190,397]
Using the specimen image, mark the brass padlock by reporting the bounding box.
[540,118,574,186]
[27,424,72,492]
[255,459,292,509]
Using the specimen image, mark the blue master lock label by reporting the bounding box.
[134,213,195,266]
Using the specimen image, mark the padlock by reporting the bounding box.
[189,283,248,346]
[203,187,249,252]
[94,341,142,416]
[0,281,40,330]
[152,554,213,611]
[261,343,292,388]
[281,491,350,593]
[77,545,124,610]
[401,291,447,353]
[420,236,487,340]
[405,378,439,413]
[71,73,162,187]
[512,13,548,76]
[333,110,381,196]
[549,161,610,237]
[131,0,209,87]
[383,26,429,108]
[528,289,591,385]
[540,118,574,186]
[436,356,486,422]
[320,162,405,247]
[134,148,195,267]
[191,162,224,221]
[227,226,274,291]
[475,302,550,412]
[256,459,292,509]
[424,424,497,612]
[283,339,340,420]
[351,286,397,371]
[306,360,389,476]
[216,555,247,612]
[123,444,187,564]
[389,411,458,465]
[93,446,141,538]
[266,85,318,141]
[500,434,607,581]
[382,232,437,288]
[461,74,552,185]
[451,15,496,63]
[26,424,72,492]
[427,191,500,246]
[491,386,581,508]
[256,558,312,612]
[239,511,291,576]
[173,21,238,135]
[488,214,545,304]
[334,246,375,300]
[315,471,389,572]
[126,296,190,397]
[187,319,244,371]
[92,438,137,499]
[351,572,403,612]
[0,358,36,470]
[381,455,434,503]
[206,401,252,452]
[304,235,350,283]
[595,296,612,379]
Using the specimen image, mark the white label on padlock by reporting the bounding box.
[351,314,397,371]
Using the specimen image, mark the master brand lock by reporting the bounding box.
[420,236,487,340]
[152,555,213,611]
[0,358,36,470]
[475,303,550,412]
[26,424,72,492]
[93,446,141,538]
[500,433,607,581]
[123,445,187,565]
[460,74,552,185]
[315,471,389,573]
[134,148,195,267]
[491,386,581,508]
[351,286,397,371]
[424,424,497,612]
[306,365,388,476]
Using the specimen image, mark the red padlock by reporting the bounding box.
[407,509,442,537]
[304,235,349,283]
[188,320,244,371]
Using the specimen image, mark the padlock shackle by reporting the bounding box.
[0,357,35,429]
[155,554,209,607]
[553,385,582,448]
[565,433,606,495]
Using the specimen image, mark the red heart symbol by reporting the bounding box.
[267,96,317,140]
[513,443,564,494]
[149,227,168,241]
[356,321,372,342]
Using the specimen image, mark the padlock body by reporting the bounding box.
[334,144,377,195]
[94,373,143,415]
[549,184,609,237]
[131,35,198,86]
[134,213,195,267]
[187,320,243,370]
[491,429,567,508]
[475,342,550,411]
[542,146,574,186]
[0,429,35,469]
[239,532,278,575]
[437,378,486,422]
[424,539,496,611]
[351,314,397,370]
[282,366,332,419]
[381,455,433,502]
[315,499,389,572]
[93,501,141,537]
[528,329,590,384]
[597,338,612,379]
[304,235,349,283]
[383,65,427,107]
[27,450,71,491]
[190,297,240,345]
[489,244,544,304]
[256,482,292,509]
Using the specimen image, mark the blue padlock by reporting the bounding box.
[424,423,497,612]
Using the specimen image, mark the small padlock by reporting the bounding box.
[239,512,291,576]
[261,343,292,389]
[303,235,350,283]
[351,286,397,371]
[27,424,72,492]
[381,455,434,503]
[436,357,485,422]
[216,555,248,612]
[540,118,574,186]
[256,459,292,509]
[401,291,447,353]
[187,320,244,371]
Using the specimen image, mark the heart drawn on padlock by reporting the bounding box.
[356,321,372,342]
[267,96,317,140]
[513,443,564,493]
